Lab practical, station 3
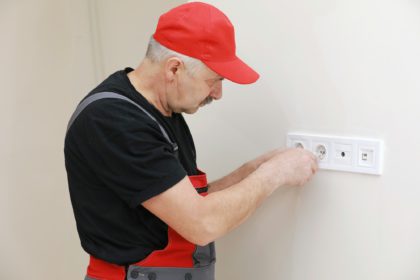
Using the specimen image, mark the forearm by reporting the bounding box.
[144,148,317,246]
[208,149,279,193]
[198,163,283,245]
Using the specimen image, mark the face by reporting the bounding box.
[166,60,224,114]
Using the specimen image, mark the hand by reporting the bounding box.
[259,148,319,187]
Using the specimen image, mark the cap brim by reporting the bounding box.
[204,56,260,85]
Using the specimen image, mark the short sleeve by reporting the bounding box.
[68,98,187,208]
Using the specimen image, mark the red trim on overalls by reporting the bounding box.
[86,170,208,280]
[87,257,125,280]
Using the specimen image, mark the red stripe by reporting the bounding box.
[134,227,195,267]
[189,170,208,189]
[87,255,125,280]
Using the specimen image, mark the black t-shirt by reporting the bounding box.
[64,68,198,265]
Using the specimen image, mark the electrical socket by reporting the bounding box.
[313,142,329,162]
[294,141,305,149]
[288,138,310,150]
[286,133,384,175]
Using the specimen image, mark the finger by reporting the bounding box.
[311,160,318,174]
[309,152,319,168]
[303,152,317,173]
[304,150,318,162]
[312,152,319,163]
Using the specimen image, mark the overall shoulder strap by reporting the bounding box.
[66,92,178,153]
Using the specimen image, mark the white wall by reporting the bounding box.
[186,0,420,279]
[0,1,184,279]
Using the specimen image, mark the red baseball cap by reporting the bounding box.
[153,2,260,84]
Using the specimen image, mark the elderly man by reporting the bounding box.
[65,2,318,280]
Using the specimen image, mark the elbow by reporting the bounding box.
[193,227,216,246]
[174,196,222,246]
[191,237,212,247]
[181,219,219,247]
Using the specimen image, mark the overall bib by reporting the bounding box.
[67,92,216,280]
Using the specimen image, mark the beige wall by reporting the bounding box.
[91,0,187,77]
[1,1,184,279]
[1,1,96,279]
[187,0,420,279]
[4,0,420,280]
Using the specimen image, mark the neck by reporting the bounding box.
[127,60,172,117]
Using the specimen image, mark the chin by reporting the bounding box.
[184,107,200,114]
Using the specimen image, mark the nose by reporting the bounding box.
[209,82,223,100]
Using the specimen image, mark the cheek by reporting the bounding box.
[191,84,209,103]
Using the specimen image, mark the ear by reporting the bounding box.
[165,57,184,81]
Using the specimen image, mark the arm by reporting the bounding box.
[142,148,318,246]
[208,149,280,193]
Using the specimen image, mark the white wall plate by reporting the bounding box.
[286,132,384,175]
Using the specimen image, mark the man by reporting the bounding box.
[65,2,318,280]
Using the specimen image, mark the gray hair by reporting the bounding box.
[145,37,205,77]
